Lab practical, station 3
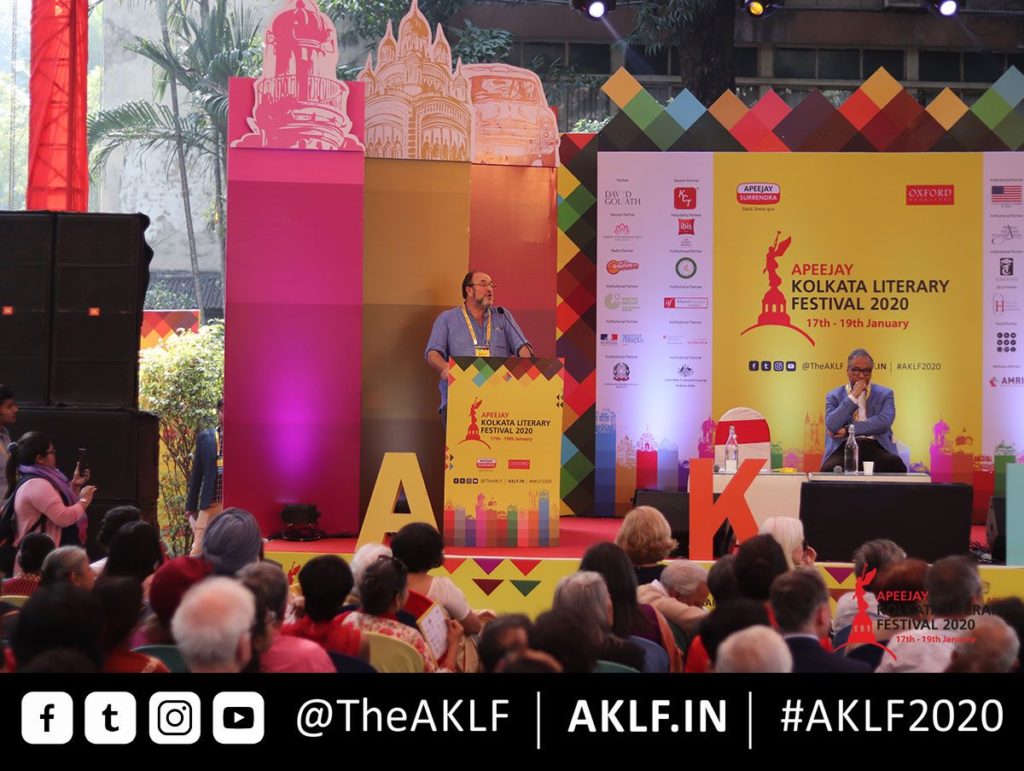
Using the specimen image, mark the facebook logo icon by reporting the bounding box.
[22,692,74,745]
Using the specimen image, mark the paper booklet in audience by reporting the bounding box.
[416,603,449,660]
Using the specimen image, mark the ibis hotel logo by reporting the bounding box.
[677,218,695,235]
[906,184,954,205]
[737,182,780,205]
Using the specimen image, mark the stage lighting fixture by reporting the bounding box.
[570,0,616,19]
[936,0,959,16]
[744,1,782,19]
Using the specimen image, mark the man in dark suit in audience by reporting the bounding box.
[771,568,871,673]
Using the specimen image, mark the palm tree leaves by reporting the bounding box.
[87,100,216,177]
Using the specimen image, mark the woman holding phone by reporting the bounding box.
[4,432,96,574]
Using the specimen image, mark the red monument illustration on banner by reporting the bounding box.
[232,0,364,151]
[459,396,491,449]
[741,231,815,345]
[358,0,559,167]
[834,567,895,661]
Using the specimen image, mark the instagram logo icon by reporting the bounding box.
[150,693,201,744]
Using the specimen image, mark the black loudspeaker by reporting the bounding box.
[987,496,1006,564]
[15,407,160,527]
[632,489,733,558]
[51,213,152,407]
[0,212,54,404]
[800,481,973,563]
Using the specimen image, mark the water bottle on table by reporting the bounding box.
[724,425,739,473]
[844,423,859,473]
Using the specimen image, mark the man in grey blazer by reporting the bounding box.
[821,348,907,472]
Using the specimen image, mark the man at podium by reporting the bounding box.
[821,348,907,472]
[425,270,532,422]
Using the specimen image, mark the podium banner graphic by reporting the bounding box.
[444,357,563,547]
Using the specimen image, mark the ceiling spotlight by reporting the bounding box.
[744,1,782,19]
[936,0,959,16]
[571,0,616,19]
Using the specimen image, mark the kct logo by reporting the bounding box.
[508,459,530,470]
[906,185,954,205]
[476,458,497,470]
[606,259,639,275]
[673,187,697,210]
[736,183,780,205]
[677,218,695,235]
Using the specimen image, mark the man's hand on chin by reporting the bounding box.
[851,379,867,398]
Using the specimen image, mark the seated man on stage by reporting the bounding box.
[424,270,532,422]
[821,348,907,472]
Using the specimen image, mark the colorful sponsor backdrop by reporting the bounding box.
[984,154,1024,497]
[596,153,713,515]
[571,66,1024,520]
[444,357,564,546]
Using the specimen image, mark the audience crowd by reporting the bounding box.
[0,500,1018,675]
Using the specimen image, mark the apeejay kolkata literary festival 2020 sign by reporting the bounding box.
[444,358,564,547]
[595,151,1024,516]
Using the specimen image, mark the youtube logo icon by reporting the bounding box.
[225,707,255,729]
[213,693,264,744]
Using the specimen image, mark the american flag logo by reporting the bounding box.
[992,185,1022,204]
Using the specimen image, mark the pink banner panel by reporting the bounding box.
[225,76,365,535]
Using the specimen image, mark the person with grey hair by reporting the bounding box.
[715,625,793,673]
[238,562,335,673]
[39,546,95,590]
[821,348,906,472]
[553,571,645,671]
[879,556,985,673]
[637,559,709,639]
[771,568,870,673]
[347,543,393,601]
[834,538,907,631]
[946,615,1020,673]
[171,577,256,673]
[201,507,263,576]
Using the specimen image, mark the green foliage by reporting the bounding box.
[570,116,611,133]
[323,0,468,46]
[139,321,225,555]
[630,0,718,53]
[450,20,513,64]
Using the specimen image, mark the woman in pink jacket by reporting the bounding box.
[5,432,96,571]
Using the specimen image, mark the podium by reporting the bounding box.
[443,356,564,547]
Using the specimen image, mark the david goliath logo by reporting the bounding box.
[673,187,697,210]
[614,222,630,236]
[740,231,816,346]
[613,363,630,382]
